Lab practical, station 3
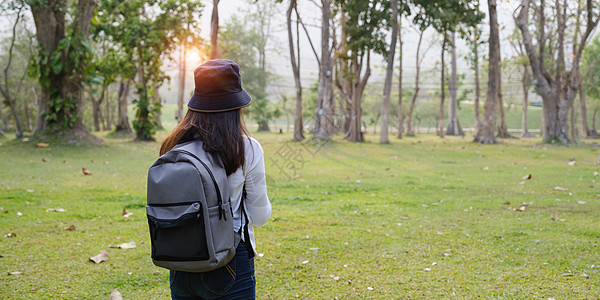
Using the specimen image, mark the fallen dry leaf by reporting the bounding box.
[46,208,66,213]
[35,143,49,148]
[593,171,599,176]
[41,158,50,163]
[553,186,568,191]
[82,168,92,175]
[16,212,22,217]
[65,225,76,231]
[4,232,16,238]
[108,289,123,300]
[522,174,532,180]
[551,212,559,221]
[577,201,587,205]
[122,209,133,218]
[8,271,23,275]
[301,260,309,265]
[89,250,109,264]
[109,241,136,249]
[517,204,528,212]
[568,161,576,166]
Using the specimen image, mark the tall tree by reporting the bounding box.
[465,11,483,135]
[474,0,500,144]
[446,31,463,136]
[97,0,204,140]
[335,0,390,142]
[314,0,335,140]
[508,30,535,138]
[412,0,483,137]
[220,15,280,132]
[438,34,447,138]
[396,17,404,138]
[286,0,304,141]
[114,79,132,135]
[0,3,27,138]
[380,0,399,143]
[28,0,97,140]
[496,57,510,138]
[582,36,600,137]
[405,26,428,136]
[515,0,600,143]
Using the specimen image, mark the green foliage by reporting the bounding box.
[335,0,391,59]
[411,0,484,37]
[583,36,600,106]
[95,0,204,140]
[29,29,95,130]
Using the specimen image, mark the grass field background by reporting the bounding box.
[1,121,600,298]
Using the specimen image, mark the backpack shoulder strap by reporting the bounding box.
[239,184,255,259]
[175,141,227,220]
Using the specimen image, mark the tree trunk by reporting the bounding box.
[578,79,591,137]
[0,101,7,134]
[345,53,370,143]
[153,86,163,130]
[89,86,106,132]
[380,0,398,144]
[6,98,23,138]
[90,92,101,132]
[30,0,64,134]
[496,69,510,138]
[210,0,221,59]
[591,107,599,136]
[570,102,577,143]
[446,31,463,136]
[0,5,25,138]
[177,43,187,123]
[406,29,424,136]
[287,0,304,141]
[474,0,499,144]
[314,0,333,140]
[30,0,96,140]
[114,79,132,135]
[397,19,403,139]
[474,38,481,136]
[24,90,32,132]
[521,65,535,138]
[438,35,446,138]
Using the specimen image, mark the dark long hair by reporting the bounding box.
[160,109,250,176]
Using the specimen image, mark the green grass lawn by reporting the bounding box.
[1,130,599,299]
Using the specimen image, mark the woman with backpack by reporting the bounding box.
[158,59,272,299]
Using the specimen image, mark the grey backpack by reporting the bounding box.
[146,140,251,272]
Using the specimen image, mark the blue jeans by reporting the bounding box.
[169,243,255,300]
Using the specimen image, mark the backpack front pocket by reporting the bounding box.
[147,202,209,261]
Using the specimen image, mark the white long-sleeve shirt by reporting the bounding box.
[227,137,271,255]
